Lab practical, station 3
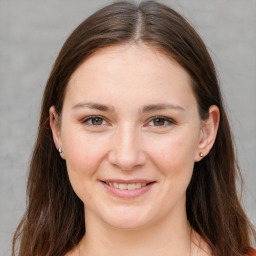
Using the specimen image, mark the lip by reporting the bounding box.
[102,179,154,184]
[100,179,156,199]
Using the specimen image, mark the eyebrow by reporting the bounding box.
[72,102,184,113]
[142,103,185,113]
[72,102,115,112]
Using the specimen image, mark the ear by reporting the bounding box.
[195,105,220,162]
[49,106,65,159]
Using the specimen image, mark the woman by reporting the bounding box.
[12,1,255,256]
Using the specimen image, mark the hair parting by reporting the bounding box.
[13,1,255,256]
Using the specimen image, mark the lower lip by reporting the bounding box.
[102,182,155,199]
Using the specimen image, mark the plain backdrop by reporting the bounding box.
[0,0,255,255]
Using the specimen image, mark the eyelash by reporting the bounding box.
[81,115,107,126]
[81,115,175,127]
[147,115,176,127]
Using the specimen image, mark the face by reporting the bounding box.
[51,44,209,230]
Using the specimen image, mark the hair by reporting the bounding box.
[13,1,255,256]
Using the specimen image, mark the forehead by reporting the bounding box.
[64,43,196,110]
[69,43,190,82]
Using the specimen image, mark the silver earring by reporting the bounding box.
[199,152,204,157]
[58,148,63,153]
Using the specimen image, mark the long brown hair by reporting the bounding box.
[13,1,255,255]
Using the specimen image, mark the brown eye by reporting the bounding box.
[82,116,106,126]
[147,116,175,127]
[91,117,103,125]
[153,118,165,126]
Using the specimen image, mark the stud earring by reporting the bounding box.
[58,148,63,154]
[199,152,204,157]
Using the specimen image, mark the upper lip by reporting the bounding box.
[100,179,155,184]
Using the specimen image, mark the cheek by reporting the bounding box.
[148,132,197,168]
[147,133,197,208]
[61,128,109,197]
[62,126,108,168]
[64,137,97,174]
[145,131,199,194]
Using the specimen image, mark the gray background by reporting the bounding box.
[0,0,255,255]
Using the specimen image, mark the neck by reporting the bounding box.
[79,207,193,256]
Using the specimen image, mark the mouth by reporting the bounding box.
[100,180,156,198]
[102,181,154,190]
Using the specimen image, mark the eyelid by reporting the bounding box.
[146,115,176,127]
[80,115,175,127]
[81,115,108,126]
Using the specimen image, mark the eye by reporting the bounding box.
[147,116,175,127]
[82,116,107,126]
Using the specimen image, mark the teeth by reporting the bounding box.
[135,183,141,189]
[106,182,148,190]
[119,183,127,190]
[127,184,135,190]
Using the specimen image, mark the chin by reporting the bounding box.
[100,207,153,230]
[106,218,149,230]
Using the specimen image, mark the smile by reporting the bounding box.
[105,182,147,190]
[101,180,156,198]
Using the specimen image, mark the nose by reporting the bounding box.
[107,125,147,171]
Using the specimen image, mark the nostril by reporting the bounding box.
[107,148,146,170]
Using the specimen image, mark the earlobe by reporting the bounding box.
[195,105,220,162]
[49,106,65,159]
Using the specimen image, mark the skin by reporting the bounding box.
[50,43,219,256]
